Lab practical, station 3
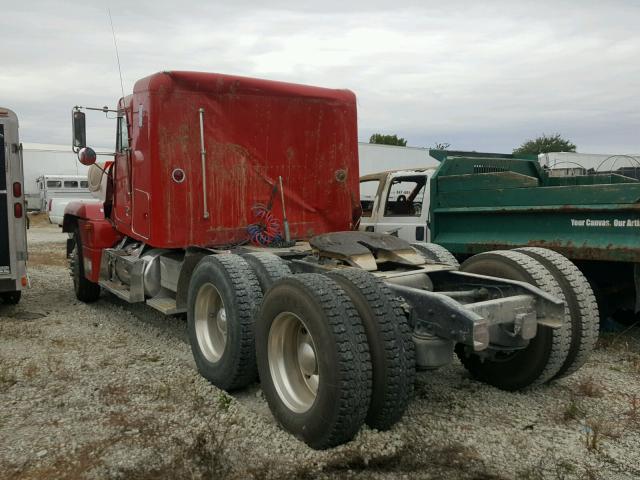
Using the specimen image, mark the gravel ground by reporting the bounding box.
[1,222,639,479]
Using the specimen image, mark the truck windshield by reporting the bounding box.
[384,177,426,217]
[360,180,380,217]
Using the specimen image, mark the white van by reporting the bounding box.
[0,108,28,304]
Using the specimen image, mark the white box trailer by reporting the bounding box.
[0,108,27,304]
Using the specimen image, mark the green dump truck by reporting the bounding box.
[360,150,640,321]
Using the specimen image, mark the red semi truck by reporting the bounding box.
[65,71,594,448]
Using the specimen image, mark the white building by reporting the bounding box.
[358,143,438,176]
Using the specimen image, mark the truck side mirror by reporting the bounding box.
[78,147,97,166]
[72,110,86,150]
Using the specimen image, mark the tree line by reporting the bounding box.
[369,132,577,155]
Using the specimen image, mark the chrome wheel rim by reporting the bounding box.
[268,312,319,413]
[194,283,227,363]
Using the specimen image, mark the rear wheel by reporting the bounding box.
[241,252,291,292]
[256,274,372,449]
[187,254,262,391]
[327,268,415,431]
[411,242,460,268]
[70,227,101,303]
[515,247,599,378]
[0,291,21,305]
[456,250,571,390]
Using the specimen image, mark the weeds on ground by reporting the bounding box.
[50,337,78,348]
[45,355,75,381]
[626,395,639,426]
[217,392,232,412]
[99,383,130,406]
[575,377,604,398]
[0,361,17,391]
[562,396,585,422]
[118,417,234,480]
[22,361,39,379]
[582,418,620,452]
[516,448,598,480]
[0,322,43,339]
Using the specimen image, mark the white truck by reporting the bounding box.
[0,108,28,304]
[360,167,436,243]
[37,174,93,213]
[22,144,93,211]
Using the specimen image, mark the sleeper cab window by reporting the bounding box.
[116,113,129,152]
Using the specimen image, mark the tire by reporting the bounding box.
[256,274,372,449]
[456,250,571,390]
[326,268,415,431]
[1,290,21,305]
[71,227,101,303]
[187,254,263,391]
[411,242,460,268]
[514,247,599,378]
[241,252,291,292]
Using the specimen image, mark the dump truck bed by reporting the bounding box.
[429,152,640,263]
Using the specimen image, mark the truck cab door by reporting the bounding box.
[373,173,430,242]
[113,113,132,229]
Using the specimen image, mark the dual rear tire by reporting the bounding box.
[188,252,415,449]
[456,248,598,390]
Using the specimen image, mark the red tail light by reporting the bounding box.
[48,199,52,211]
[13,182,21,197]
[14,202,23,218]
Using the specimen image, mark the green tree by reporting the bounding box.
[369,133,407,147]
[513,133,576,155]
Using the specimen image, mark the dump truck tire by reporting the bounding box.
[70,228,101,303]
[256,274,372,449]
[515,247,599,378]
[327,268,415,431]
[187,254,262,391]
[242,252,291,292]
[457,250,571,390]
[411,242,460,268]
[0,291,21,304]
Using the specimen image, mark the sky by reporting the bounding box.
[1,0,639,154]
